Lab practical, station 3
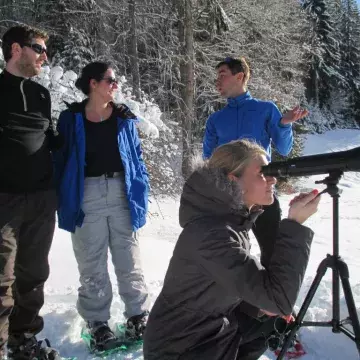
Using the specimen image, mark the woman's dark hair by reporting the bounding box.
[75,61,112,95]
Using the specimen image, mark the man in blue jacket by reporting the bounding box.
[203,57,308,159]
[203,57,308,266]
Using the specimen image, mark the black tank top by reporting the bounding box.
[83,112,124,177]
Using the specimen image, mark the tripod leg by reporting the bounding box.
[276,257,330,360]
[338,260,360,354]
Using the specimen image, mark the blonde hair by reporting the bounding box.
[208,139,267,177]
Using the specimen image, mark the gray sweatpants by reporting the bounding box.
[71,173,149,322]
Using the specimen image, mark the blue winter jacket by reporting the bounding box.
[53,102,149,233]
[203,91,293,160]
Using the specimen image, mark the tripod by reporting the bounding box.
[277,171,360,359]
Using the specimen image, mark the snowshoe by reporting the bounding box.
[113,324,143,351]
[109,311,148,351]
[81,321,126,356]
[274,339,306,359]
[7,334,64,360]
[269,316,306,359]
[81,315,147,356]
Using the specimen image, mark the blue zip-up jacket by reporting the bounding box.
[203,91,293,160]
[53,101,149,233]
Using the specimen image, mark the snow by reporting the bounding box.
[1,46,359,359]
[40,128,360,359]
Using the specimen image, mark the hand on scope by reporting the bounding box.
[288,189,321,224]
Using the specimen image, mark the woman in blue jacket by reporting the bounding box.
[54,62,149,351]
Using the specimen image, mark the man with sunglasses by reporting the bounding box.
[202,57,308,357]
[0,25,62,360]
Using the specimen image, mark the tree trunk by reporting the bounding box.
[128,0,141,100]
[177,0,195,179]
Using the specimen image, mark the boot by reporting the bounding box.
[86,321,119,351]
[125,311,149,340]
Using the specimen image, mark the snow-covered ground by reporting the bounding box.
[41,129,360,359]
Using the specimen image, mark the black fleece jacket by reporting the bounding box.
[0,69,62,193]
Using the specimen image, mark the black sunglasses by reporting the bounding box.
[102,77,118,85]
[23,43,47,55]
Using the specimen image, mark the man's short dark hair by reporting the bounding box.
[216,57,244,75]
[1,25,48,62]
[216,56,251,84]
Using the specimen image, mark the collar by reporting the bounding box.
[230,206,264,231]
[0,69,26,85]
[227,91,252,108]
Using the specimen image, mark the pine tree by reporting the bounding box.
[340,0,360,122]
[303,0,344,109]
[128,0,141,100]
[45,0,98,72]
[176,0,195,178]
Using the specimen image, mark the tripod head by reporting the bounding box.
[314,171,343,198]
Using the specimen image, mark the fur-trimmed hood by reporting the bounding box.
[179,157,263,228]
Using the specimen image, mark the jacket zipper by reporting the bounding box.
[20,80,28,111]
[74,113,84,222]
[237,104,239,137]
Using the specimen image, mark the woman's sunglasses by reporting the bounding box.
[23,43,47,55]
[102,77,118,85]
